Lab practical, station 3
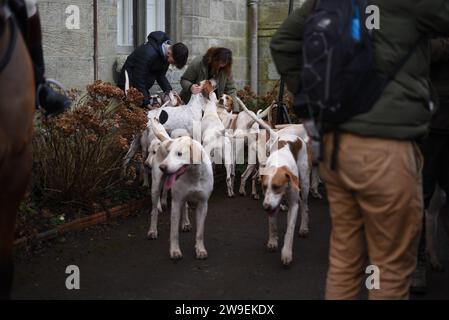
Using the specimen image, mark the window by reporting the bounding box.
[146,0,166,36]
[117,0,171,53]
[117,0,134,48]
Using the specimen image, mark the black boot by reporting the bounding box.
[37,82,71,117]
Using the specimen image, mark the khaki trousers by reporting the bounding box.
[320,132,423,300]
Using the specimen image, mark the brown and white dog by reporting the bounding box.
[261,130,310,266]
[217,94,235,129]
[148,94,163,109]
[238,98,311,266]
[160,91,185,108]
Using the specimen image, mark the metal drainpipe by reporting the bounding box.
[248,0,258,96]
[93,0,98,81]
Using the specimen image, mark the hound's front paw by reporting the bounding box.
[281,250,293,267]
[430,259,444,272]
[267,240,278,252]
[312,191,323,199]
[239,188,246,196]
[196,248,208,260]
[181,222,192,232]
[170,249,183,260]
[298,228,309,238]
[280,204,288,211]
[253,193,260,200]
[147,230,158,240]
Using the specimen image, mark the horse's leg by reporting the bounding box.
[0,23,34,300]
[0,147,32,299]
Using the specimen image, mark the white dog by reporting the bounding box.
[145,119,192,240]
[148,80,216,137]
[157,134,214,260]
[201,92,235,197]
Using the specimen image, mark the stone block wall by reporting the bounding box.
[39,0,117,90]
[258,0,305,96]
[39,0,304,97]
[177,0,249,90]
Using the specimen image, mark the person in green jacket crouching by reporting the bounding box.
[180,47,238,112]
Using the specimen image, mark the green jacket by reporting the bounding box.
[270,0,449,140]
[180,56,238,111]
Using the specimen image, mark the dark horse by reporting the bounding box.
[0,2,35,299]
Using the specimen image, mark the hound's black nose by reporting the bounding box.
[159,164,167,172]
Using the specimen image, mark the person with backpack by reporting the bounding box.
[270,0,449,299]
[117,31,189,108]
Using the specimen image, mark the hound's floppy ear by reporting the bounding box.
[189,139,202,164]
[209,79,218,89]
[283,167,300,193]
[288,138,303,162]
[201,80,214,99]
[169,91,177,105]
[175,92,185,105]
[226,96,234,112]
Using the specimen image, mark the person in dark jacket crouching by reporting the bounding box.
[117,31,188,107]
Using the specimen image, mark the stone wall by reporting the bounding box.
[177,0,249,90]
[257,0,305,96]
[40,0,117,89]
[39,0,302,96]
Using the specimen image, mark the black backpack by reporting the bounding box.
[294,0,420,167]
[294,0,388,124]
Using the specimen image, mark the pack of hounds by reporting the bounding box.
[122,79,448,269]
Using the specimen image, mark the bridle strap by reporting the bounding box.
[0,11,17,73]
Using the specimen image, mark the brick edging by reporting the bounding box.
[14,198,150,248]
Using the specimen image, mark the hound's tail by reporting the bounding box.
[236,97,278,139]
[148,117,171,142]
[124,70,130,96]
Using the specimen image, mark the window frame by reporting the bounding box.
[117,0,176,54]
[117,0,136,54]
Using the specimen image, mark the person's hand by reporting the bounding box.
[190,84,202,94]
